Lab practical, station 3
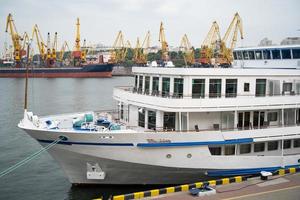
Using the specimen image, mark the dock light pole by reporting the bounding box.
[24,40,31,110]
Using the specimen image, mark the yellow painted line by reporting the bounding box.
[235,176,242,183]
[150,189,159,197]
[134,192,144,199]
[279,169,285,176]
[222,178,230,185]
[166,187,175,193]
[208,180,216,186]
[289,168,296,174]
[113,195,124,200]
[195,182,203,188]
[223,185,300,200]
[181,184,189,191]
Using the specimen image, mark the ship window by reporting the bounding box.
[226,79,237,98]
[267,112,278,122]
[292,49,300,59]
[283,82,292,92]
[163,112,176,131]
[254,142,265,152]
[243,51,249,60]
[263,50,271,59]
[173,78,184,98]
[255,50,262,60]
[209,79,222,98]
[240,144,251,154]
[271,50,281,59]
[148,110,156,130]
[138,76,143,93]
[144,76,150,95]
[244,83,250,92]
[120,103,124,120]
[224,145,235,155]
[283,140,291,149]
[294,139,300,148]
[237,51,243,60]
[138,108,145,128]
[248,51,255,59]
[233,52,237,60]
[162,77,170,97]
[152,77,159,96]
[192,79,205,98]
[209,146,222,155]
[255,79,266,97]
[267,141,278,151]
[281,49,291,59]
[134,75,138,90]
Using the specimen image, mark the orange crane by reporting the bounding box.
[158,22,169,61]
[180,34,194,65]
[31,24,47,62]
[5,13,24,65]
[199,21,221,66]
[217,12,244,67]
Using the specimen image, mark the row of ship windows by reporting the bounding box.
[135,76,298,98]
[233,48,300,60]
[209,139,300,156]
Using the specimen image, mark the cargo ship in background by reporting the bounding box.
[0,53,114,78]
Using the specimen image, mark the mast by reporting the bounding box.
[24,41,31,111]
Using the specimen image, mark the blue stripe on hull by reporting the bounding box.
[207,164,300,176]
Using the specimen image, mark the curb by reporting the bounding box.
[112,167,300,200]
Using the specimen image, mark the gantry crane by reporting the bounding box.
[158,22,169,61]
[5,13,23,65]
[180,34,194,65]
[217,12,244,66]
[199,21,221,66]
[31,24,47,62]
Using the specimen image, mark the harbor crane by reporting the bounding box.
[81,39,87,62]
[51,32,58,61]
[134,31,151,65]
[110,31,126,63]
[180,34,194,65]
[59,41,71,63]
[159,22,169,61]
[72,18,85,65]
[217,12,244,66]
[31,24,47,62]
[5,13,24,65]
[21,32,30,52]
[199,21,221,66]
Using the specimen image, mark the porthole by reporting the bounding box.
[166,154,172,159]
[187,154,192,158]
[298,159,300,163]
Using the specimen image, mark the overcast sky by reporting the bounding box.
[1,0,299,54]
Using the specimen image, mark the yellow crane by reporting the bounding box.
[158,22,169,61]
[59,41,70,62]
[5,13,23,64]
[109,31,125,63]
[31,24,47,61]
[218,12,244,66]
[180,34,194,65]
[199,21,221,66]
[81,39,87,62]
[134,31,151,65]
[51,32,58,61]
[73,17,82,61]
[21,32,30,51]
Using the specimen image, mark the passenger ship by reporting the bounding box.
[18,44,300,184]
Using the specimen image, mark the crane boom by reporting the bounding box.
[5,13,22,63]
[59,41,70,62]
[180,34,194,65]
[75,18,80,51]
[52,32,58,60]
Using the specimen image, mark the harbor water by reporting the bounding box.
[0,77,157,200]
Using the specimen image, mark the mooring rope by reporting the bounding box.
[0,137,62,178]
